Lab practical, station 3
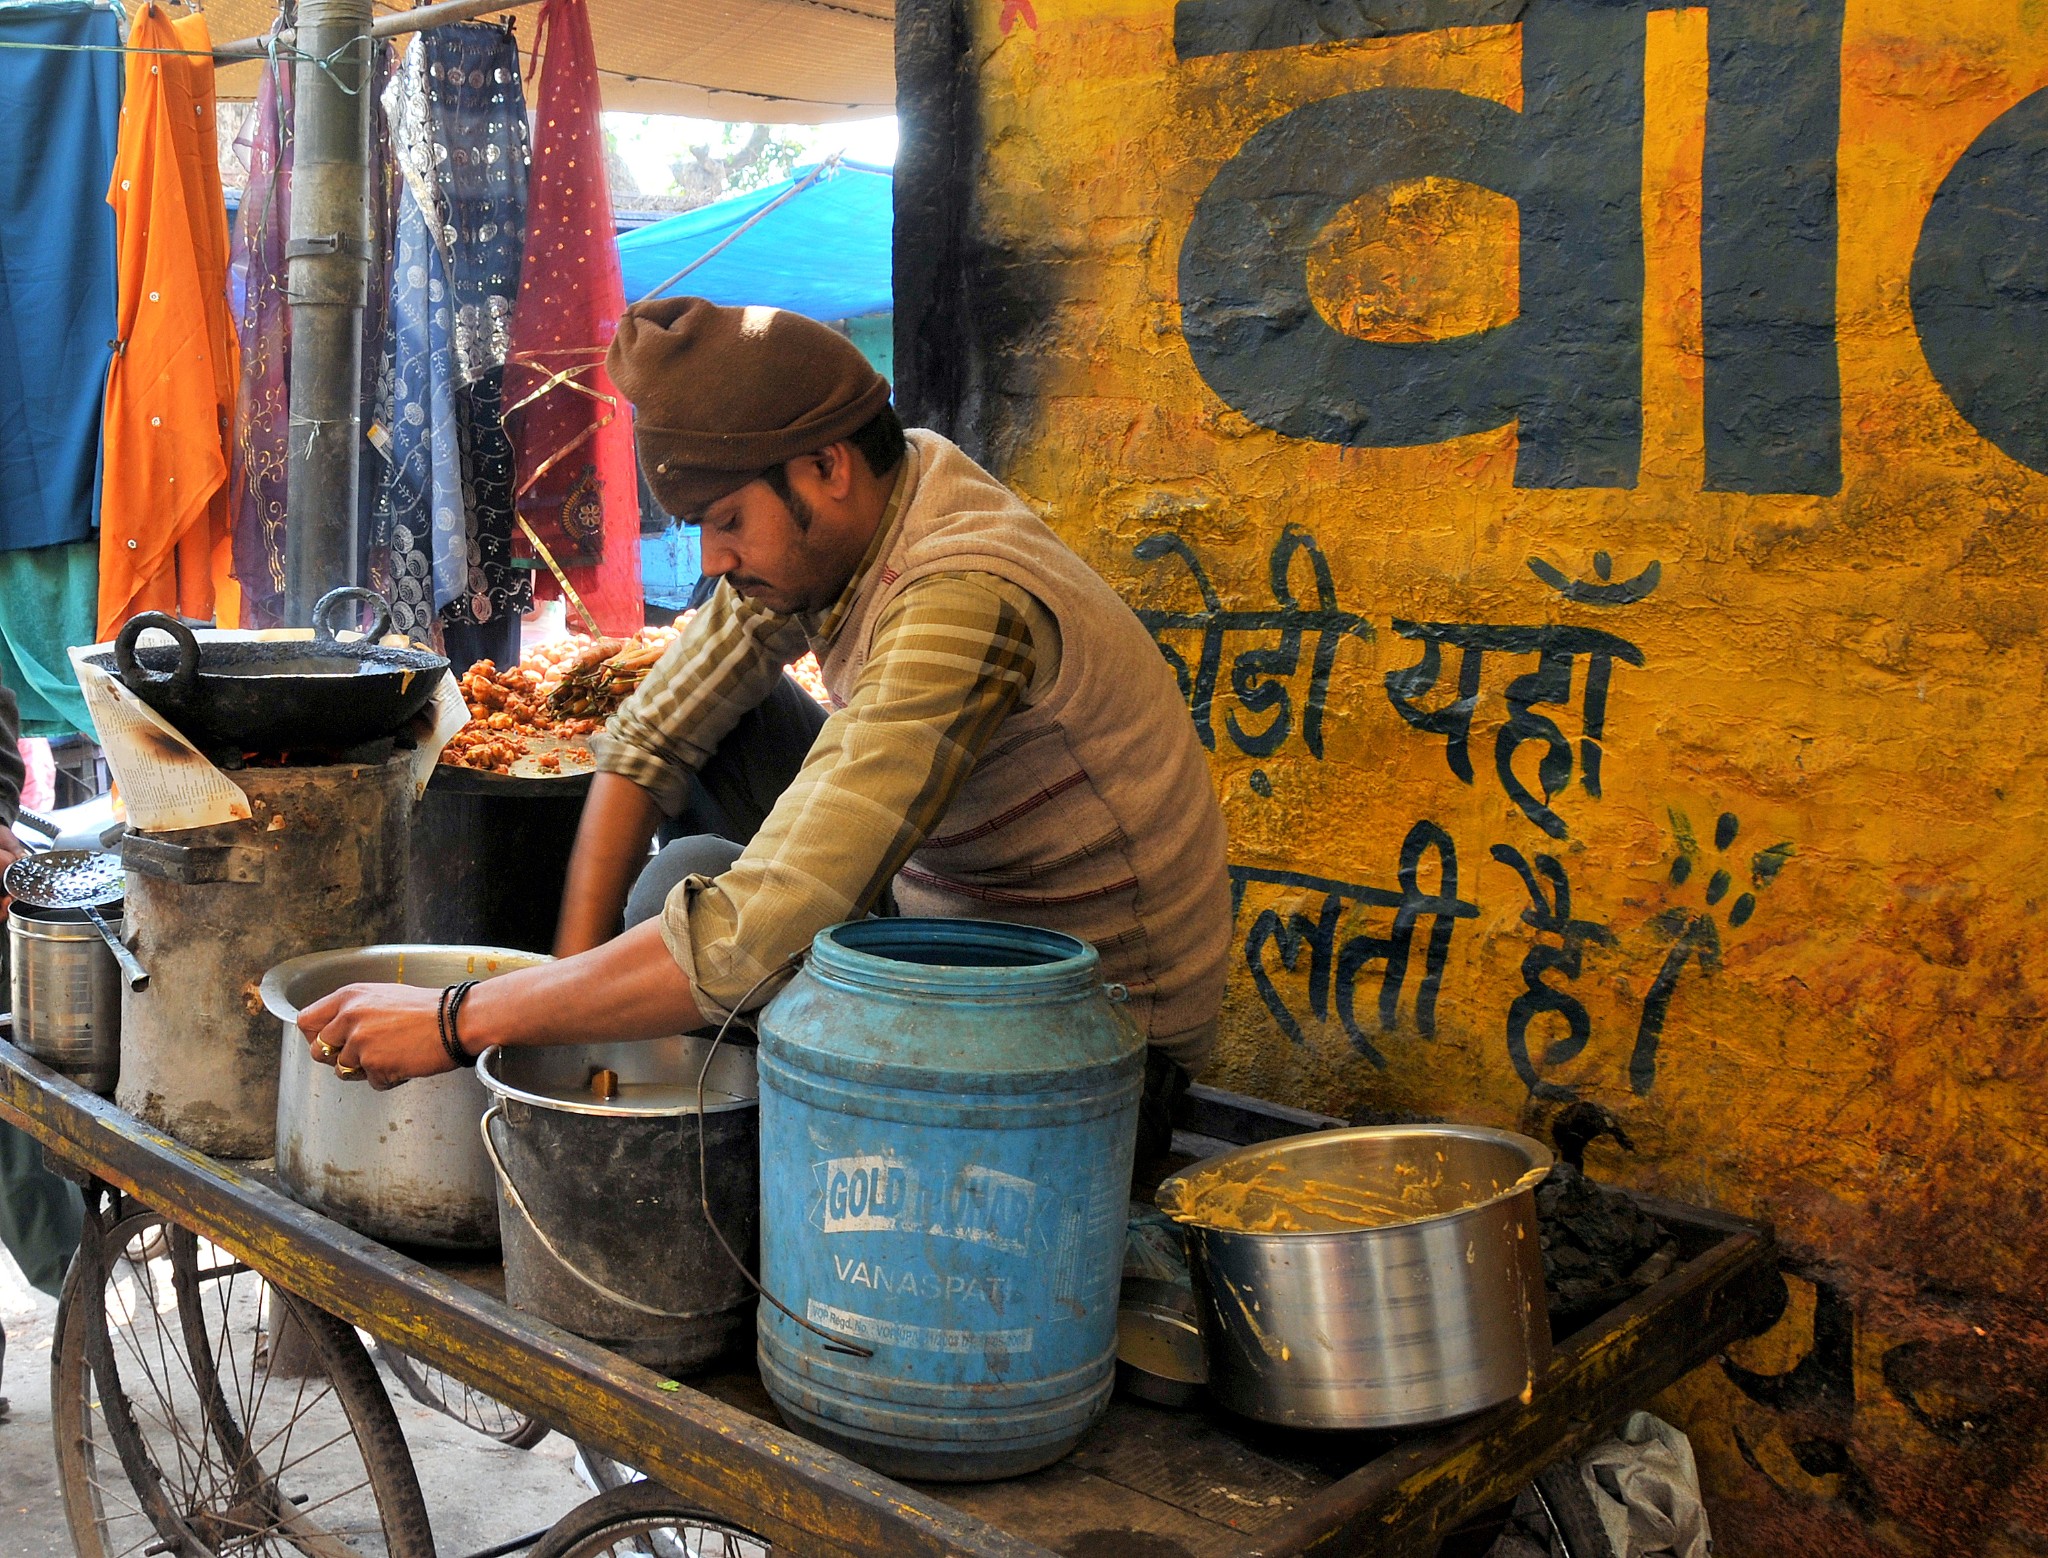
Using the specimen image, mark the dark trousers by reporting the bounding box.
[623,673,828,934]
[0,1118,79,1297]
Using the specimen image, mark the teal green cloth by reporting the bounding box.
[0,1118,80,1296]
[0,541,95,737]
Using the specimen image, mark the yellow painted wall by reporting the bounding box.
[947,1,2048,1550]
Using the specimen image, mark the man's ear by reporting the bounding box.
[815,442,858,499]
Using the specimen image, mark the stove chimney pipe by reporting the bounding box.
[283,0,375,624]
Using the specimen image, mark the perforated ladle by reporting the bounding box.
[3,849,150,991]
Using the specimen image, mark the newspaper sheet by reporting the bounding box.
[69,627,470,832]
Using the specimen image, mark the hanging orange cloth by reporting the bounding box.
[98,3,240,639]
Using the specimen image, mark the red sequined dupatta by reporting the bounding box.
[505,0,643,634]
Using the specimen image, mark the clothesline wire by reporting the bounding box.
[0,24,892,108]
[0,29,370,95]
[630,153,843,307]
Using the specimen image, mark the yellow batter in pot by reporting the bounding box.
[1159,1152,1495,1233]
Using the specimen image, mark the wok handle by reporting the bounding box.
[312,586,393,646]
[113,612,199,694]
[83,903,149,992]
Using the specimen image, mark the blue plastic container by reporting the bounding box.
[755,918,1144,1481]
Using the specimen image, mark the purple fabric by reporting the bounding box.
[226,59,293,628]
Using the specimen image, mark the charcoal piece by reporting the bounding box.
[1537,1162,1677,1333]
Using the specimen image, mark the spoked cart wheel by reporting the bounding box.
[531,1481,771,1558]
[375,1339,550,1449]
[572,1442,642,1494]
[52,1197,437,1558]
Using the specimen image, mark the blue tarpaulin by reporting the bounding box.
[617,161,893,324]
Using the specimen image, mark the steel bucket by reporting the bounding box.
[478,1037,761,1376]
[263,944,546,1249]
[1158,1125,1553,1429]
[8,905,122,1095]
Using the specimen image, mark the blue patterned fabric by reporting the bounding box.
[419,38,526,389]
[0,2,119,552]
[383,178,469,616]
[372,23,529,640]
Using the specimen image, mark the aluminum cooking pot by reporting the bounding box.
[1158,1125,1553,1430]
[91,587,448,754]
[263,943,548,1250]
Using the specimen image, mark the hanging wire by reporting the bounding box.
[0,26,370,95]
[0,36,221,57]
[287,412,351,458]
[693,952,876,1359]
[512,513,604,636]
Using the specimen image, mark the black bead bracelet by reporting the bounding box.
[438,980,481,1069]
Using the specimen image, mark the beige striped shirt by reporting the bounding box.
[592,478,1059,1019]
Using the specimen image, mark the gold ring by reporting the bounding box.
[334,1064,365,1081]
[316,1041,337,1062]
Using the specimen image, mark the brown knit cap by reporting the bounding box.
[606,296,894,514]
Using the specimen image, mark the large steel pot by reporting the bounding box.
[8,904,121,1095]
[1158,1125,1553,1430]
[263,944,548,1249]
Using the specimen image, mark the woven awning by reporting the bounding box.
[212,0,895,122]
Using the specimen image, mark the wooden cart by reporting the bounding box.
[0,1037,1781,1558]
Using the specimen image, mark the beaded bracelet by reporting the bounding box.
[439,980,481,1069]
[435,984,456,1065]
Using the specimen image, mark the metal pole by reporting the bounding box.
[283,0,374,624]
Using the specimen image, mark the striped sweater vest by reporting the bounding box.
[815,431,1231,1068]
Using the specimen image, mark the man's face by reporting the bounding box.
[694,479,837,614]
[693,449,873,615]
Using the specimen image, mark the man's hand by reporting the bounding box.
[0,824,23,915]
[295,920,708,1090]
[296,982,449,1090]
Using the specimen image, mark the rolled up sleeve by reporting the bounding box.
[663,573,1042,1021]
[0,682,21,827]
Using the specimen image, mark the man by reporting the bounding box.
[301,298,1230,1157]
[0,679,86,1417]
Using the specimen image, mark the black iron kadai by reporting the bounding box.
[87,587,448,756]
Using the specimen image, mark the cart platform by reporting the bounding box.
[0,1039,1781,1557]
